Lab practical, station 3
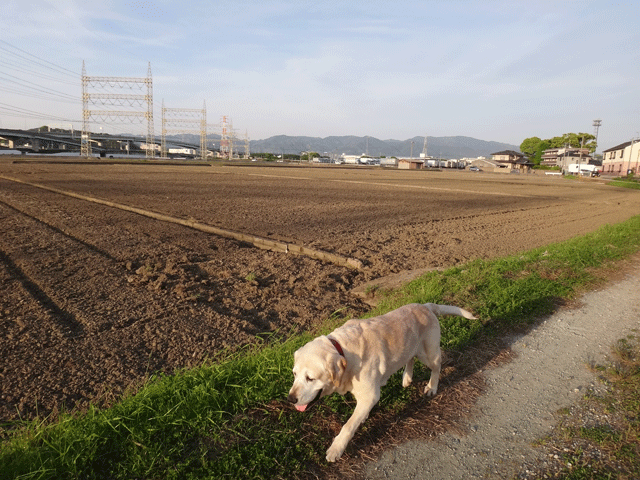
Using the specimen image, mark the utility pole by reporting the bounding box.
[578,137,584,178]
[592,119,602,156]
[632,136,640,176]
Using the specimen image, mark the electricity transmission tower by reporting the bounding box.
[161,100,207,160]
[219,116,231,158]
[207,116,245,159]
[215,116,238,159]
[81,61,155,158]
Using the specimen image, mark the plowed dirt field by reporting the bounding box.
[1,157,638,427]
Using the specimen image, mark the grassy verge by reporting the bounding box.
[526,333,640,479]
[2,215,640,479]
[608,176,640,190]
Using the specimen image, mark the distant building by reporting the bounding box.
[339,154,381,165]
[602,141,640,175]
[380,157,398,167]
[168,147,196,156]
[140,143,161,152]
[541,147,592,171]
[340,154,362,164]
[491,150,525,163]
[470,158,500,170]
[490,150,534,173]
[312,156,332,164]
[398,158,425,170]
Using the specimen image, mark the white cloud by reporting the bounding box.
[1,0,639,148]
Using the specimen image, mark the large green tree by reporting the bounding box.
[520,137,542,158]
[533,139,551,165]
[521,133,597,165]
[573,132,597,152]
[520,136,554,165]
[547,133,597,152]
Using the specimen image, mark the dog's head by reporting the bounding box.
[287,336,347,412]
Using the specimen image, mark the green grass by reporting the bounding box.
[608,176,640,190]
[2,215,640,479]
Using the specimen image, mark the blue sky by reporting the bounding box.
[1,0,638,150]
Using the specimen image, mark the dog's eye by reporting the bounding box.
[306,375,314,382]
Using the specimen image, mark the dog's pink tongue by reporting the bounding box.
[295,404,308,412]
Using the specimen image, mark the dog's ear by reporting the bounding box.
[330,356,347,387]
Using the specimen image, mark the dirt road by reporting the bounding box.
[1,158,639,429]
[366,257,640,479]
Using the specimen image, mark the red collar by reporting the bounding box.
[328,337,345,357]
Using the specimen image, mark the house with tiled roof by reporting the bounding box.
[490,150,534,173]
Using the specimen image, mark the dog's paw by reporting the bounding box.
[402,377,412,388]
[326,442,345,462]
[424,385,437,397]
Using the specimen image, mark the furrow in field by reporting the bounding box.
[0,245,83,338]
[0,174,367,424]
[2,160,639,426]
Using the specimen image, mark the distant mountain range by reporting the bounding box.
[169,134,519,159]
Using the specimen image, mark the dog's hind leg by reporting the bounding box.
[402,357,416,387]
[418,347,441,397]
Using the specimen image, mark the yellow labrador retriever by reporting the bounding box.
[288,302,477,462]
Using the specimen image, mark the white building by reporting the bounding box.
[602,141,640,175]
[168,147,196,156]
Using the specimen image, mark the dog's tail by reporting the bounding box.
[423,303,477,320]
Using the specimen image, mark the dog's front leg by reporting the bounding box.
[326,390,379,462]
[402,357,416,387]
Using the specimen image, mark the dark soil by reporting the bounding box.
[1,158,638,429]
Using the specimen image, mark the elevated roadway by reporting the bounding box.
[0,128,203,156]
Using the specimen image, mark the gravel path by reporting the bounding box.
[365,258,640,479]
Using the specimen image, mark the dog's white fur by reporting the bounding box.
[288,302,477,462]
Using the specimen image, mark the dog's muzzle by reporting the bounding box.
[288,388,323,412]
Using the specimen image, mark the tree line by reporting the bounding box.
[520,133,597,165]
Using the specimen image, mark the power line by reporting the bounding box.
[0,40,81,127]
[0,102,80,123]
[0,71,77,100]
[0,85,80,104]
[0,77,78,107]
[0,40,79,78]
[0,59,79,86]
[0,43,158,138]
